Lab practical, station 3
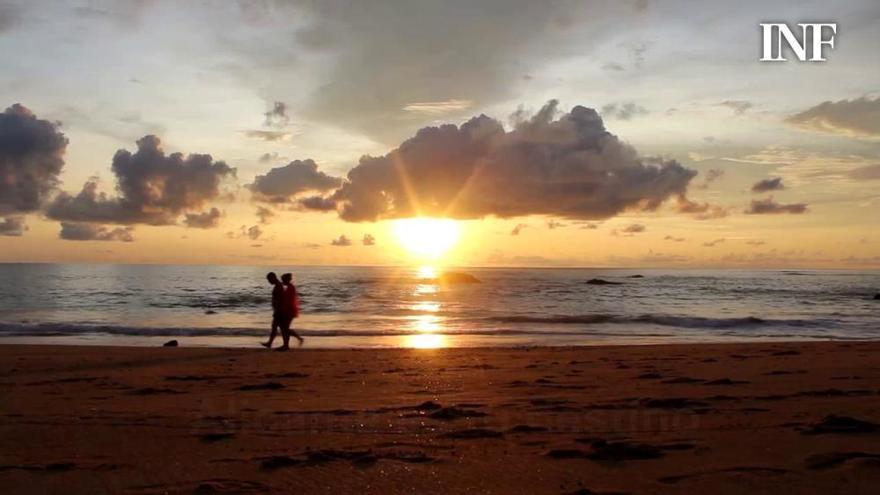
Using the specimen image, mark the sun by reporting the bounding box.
[392,218,461,259]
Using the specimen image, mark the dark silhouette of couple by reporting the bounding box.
[262,272,303,350]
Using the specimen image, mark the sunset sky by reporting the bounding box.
[1,0,879,268]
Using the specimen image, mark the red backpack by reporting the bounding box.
[285,284,301,318]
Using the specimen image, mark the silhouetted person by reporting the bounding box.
[261,272,285,349]
[276,272,304,350]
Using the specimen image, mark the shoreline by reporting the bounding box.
[3,341,880,493]
[0,334,871,350]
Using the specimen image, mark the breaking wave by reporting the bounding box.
[487,314,828,329]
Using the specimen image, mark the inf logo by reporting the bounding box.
[759,23,837,62]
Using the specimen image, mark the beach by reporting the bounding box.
[2,341,880,494]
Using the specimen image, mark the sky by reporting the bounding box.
[0,0,879,268]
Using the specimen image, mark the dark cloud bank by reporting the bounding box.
[47,135,235,237]
[248,159,340,204]
[183,207,223,229]
[0,216,27,236]
[0,104,68,231]
[745,196,808,215]
[331,234,351,246]
[751,177,785,193]
[254,101,701,223]
[59,222,133,242]
[786,96,880,137]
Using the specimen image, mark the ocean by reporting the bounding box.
[0,263,878,348]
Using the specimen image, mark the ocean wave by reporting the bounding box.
[0,322,678,339]
[488,314,825,329]
[149,293,269,309]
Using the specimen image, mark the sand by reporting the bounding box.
[1,341,880,494]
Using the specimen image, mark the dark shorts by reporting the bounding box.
[273,312,294,328]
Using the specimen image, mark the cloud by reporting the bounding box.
[723,146,876,184]
[628,41,650,69]
[718,100,753,115]
[547,219,566,230]
[600,102,648,120]
[183,207,223,229]
[786,97,880,138]
[290,1,604,144]
[0,104,68,216]
[224,224,265,241]
[0,3,21,32]
[403,100,473,115]
[695,169,724,189]
[258,152,281,163]
[848,164,880,180]
[703,238,725,247]
[297,195,338,211]
[746,239,766,246]
[263,101,289,128]
[601,62,625,72]
[745,196,808,215]
[664,235,685,242]
[47,135,235,225]
[612,223,646,236]
[307,101,696,222]
[331,234,351,246]
[255,206,275,224]
[0,216,26,236]
[362,233,375,246]
[751,177,785,193]
[249,159,342,203]
[578,222,598,230]
[510,223,528,235]
[242,130,292,141]
[59,222,133,242]
[246,225,262,240]
[675,196,729,220]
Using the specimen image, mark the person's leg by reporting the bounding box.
[261,316,278,348]
[288,318,304,345]
[276,314,291,350]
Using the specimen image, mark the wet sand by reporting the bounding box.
[1,341,880,494]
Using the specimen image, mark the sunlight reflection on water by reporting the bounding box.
[404,332,447,349]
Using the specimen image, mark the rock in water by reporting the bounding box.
[163,340,179,347]
[438,272,481,284]
[874,293,880,300]
[586,278,621,285]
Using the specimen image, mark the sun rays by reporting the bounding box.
[392,217,461,260]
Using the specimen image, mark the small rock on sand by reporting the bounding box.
[805,415,878,434]
[162,340,178,347]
